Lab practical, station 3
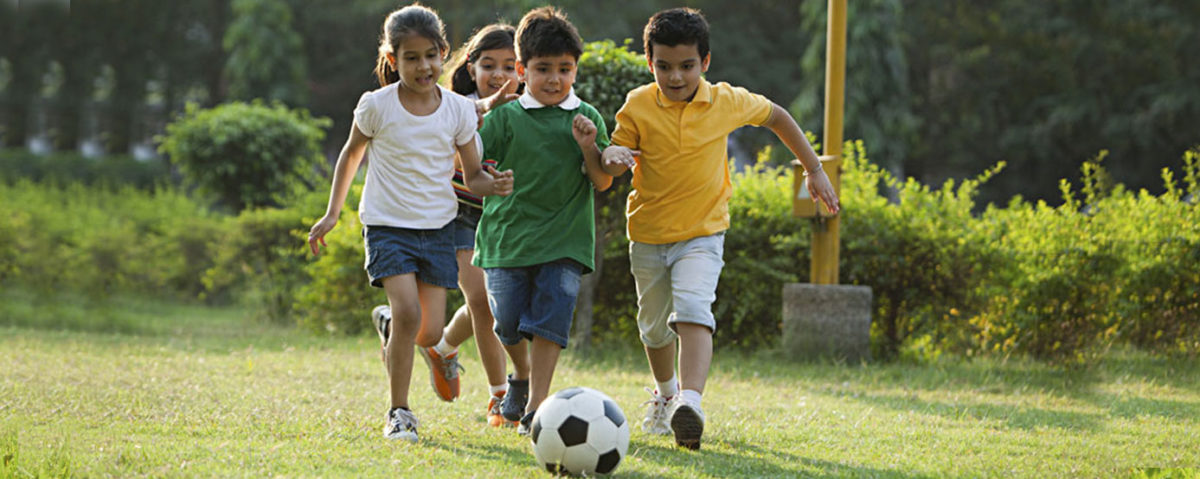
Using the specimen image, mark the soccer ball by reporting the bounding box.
[530,387,630,475]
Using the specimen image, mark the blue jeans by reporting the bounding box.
[363,223,458,289]
[485,260,583,348]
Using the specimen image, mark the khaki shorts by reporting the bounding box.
[629,232,724,348]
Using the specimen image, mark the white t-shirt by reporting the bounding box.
[354,83,478,229]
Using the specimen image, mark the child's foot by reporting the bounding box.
[640,387,672,435]
[669,397,705,450]
[371,305,390,361]
[487,391,515,427]
[500,374,529,422]
[384,407,419,442]
[418,346,463,401]
[517,410,536,436]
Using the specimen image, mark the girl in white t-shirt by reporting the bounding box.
[372,23,528,426]
[306,4,513,443]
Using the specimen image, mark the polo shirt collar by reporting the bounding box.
[655,79,714,108]
[518,87,581,110]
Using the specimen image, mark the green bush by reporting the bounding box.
[202,206,311,323]
[157,101,330,212]
[0,149,171,189]
[292,184,389,335]
[0,181,221,300]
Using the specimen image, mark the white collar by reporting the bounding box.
[518,87,581,110]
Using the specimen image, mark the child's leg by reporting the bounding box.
[630,241,679,385]
[675,323,712,394]
[666,234,723,396]
[526,336,560,415]
[457,250,510,387]
[519,260,582,418]
[380,273,422,409]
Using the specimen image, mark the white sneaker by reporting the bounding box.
[384,407,419,442]
[640,387,671,435]
[371,305,390,344]
[668,396,705,450]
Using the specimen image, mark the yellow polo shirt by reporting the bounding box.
[611,80,773,244]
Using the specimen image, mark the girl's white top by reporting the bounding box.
[354,83,478,229]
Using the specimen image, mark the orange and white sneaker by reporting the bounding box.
[486,391,515,427]
[418,346,463,401]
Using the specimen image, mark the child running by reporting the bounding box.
[474,6,613,435]
[307,4,513,442]
[371,23,526,427]
[600,7,840,450]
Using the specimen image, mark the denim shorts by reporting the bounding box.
[363,223,458,289]
[485,259,583,348]
[453,205,482,251]
[629,232,725,348]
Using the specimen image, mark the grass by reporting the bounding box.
[2,290,1199,478]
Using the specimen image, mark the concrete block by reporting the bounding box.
[782,283,872,362]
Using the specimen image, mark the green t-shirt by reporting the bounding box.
[474,99,610,273]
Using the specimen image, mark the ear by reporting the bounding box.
[516,61,527,81]
[386,52,396,69]
[701,53,711,73]
[645,54,655,74]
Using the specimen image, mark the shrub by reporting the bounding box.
[0,149,171,189]
[202,206,311,323]
[0,181,220,300]
[157,101,330,212]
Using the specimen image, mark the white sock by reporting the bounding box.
[657,375,678,399]
[433,337,457,356]
[680,389,702,407]
[489,384,507,396]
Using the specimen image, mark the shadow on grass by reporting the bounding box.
[855,391,1104,432]
[627,439,940,479]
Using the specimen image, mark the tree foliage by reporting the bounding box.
[224,0,308,106]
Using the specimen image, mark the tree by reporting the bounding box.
[224,0,307,106]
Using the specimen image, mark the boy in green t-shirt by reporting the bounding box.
[600,8,840,450]
[474,6,613,434]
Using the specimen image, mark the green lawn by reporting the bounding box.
[2,292,1198,478]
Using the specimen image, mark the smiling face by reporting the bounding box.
[389,34,443,94]
[648,43,710,103]
[518,53,577,106]
[471,47,519,98]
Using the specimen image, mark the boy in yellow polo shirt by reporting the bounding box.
[601,7,839,450]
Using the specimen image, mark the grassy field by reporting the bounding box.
[2,291,1199,478]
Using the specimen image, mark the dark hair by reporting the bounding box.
[643,7,710,61]
[515,6,583,63]
[445,23,516,95]
[374,3,449,87]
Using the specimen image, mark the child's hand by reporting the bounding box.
[487,165,514,196]
[603,146,639,170]
[805,169,841,215]
[307,215,338,256]
[572,114,597,148]
[481,79,520,113]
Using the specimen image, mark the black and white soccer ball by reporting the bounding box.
[530,387,630,475]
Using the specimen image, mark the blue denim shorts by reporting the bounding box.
[363,223,458,289]
[453,205,482,251]
[629,232,725,348]
[485,259,583,348]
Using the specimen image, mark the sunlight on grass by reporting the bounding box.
[2,294,1198,477]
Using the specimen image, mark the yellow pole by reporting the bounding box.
[811,0,846,285]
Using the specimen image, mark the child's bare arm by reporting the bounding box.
[573,114,613,192]
[459,136,514,197]
[308,122,371,255]
[764,103,840,214]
